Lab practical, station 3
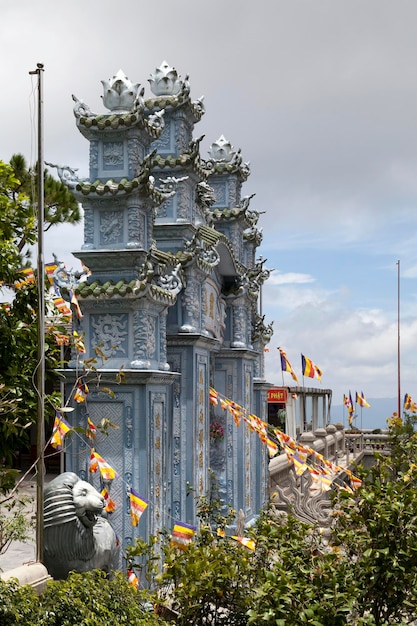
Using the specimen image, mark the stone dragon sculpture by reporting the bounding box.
[43,472,118,579]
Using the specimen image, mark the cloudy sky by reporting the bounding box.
[2,0,417,421]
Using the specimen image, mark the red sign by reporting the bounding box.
[267,388,288,403]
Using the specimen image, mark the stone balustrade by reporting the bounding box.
[269,424,389,495]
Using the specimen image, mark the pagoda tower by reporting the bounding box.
[57,62,273,557]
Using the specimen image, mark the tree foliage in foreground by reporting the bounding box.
[0,570,166,625]
[124,416,417,625]
[2,416,417,623]
[0,161,59,466]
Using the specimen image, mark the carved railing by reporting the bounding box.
[344,432,390,464]
[268,425,390,525]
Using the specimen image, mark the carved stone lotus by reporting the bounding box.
[208,135,236,162]
[148,60,182,97]
[101,69,140,112]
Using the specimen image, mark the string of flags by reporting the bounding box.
[50,378,363,589]
[209,387,362,494]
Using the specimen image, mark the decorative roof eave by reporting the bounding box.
[211,207,247,221]
[74,175,175,205]
[202,159,250,181]
[75,111,164,142]
[76,278,178,306]
[145,95,205,123]
[151,153,207,179]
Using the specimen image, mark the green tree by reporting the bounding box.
[0,155,80,466]
[9,153,80,250]
[331,416,417,625]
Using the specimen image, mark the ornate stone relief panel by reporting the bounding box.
[90,312,129,358]
[168,353,182,520]
[196,356,208,494]
[131,310,158,368]
[210,180,227,207]
[99,209,124,246]
[98,139,128,178]
[203,279,226,341]
[127,205,147,248]
[149,393,166,530]
[152,120,173,153]
[244,366,252,514]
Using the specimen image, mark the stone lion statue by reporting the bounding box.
[43,472,118,579]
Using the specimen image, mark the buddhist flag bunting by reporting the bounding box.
[209,387,219,406]
[171,520,196,549]
[89,449,99,473]
[129,488,149,527]
[356,391,371,408]
[292,453,308,476]
[45,262,58,284]
[86,415,97,440]
[89,450,117,480]
[266,437,278,458]
[127,569,139,589]
[52,330,70,346]
[301,354,322,381]
[231,536,256,551]
[101,485,116,513]
[73,331,86,354]
[404,393,417,412]
[15,267,35,289]
[69,289,83,321]
[74,377,89,403]
[278,347,299,383]
[51,413,71,450]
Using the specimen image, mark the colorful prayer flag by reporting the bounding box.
[404,393,417,412]
[73,331,86,354]
[101,485,116,513]
[69,289,83,321]
[45,262,58,284]
[278,347,299,383]
[50,413,71,450]
[127,569,139,589]
[74,377,89,403]
[356,391,370,408]
[86,415,97,440]
[129,488,149,527]
[209,387,218,405]
[301,354,322,381]
[171,520,196,549]
[231,536,256,551]
[14,267,35,289]
[89,450,117,480]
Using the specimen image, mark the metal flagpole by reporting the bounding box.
[30,62,45,563]
[397,260,401,419]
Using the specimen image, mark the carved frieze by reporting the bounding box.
[90,312,128,358]
[102,141,124,169]
[131,309,158,367]
[99,209,124,245]
[127,205,146,249]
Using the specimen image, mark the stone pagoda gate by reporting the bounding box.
[56,62,273,556]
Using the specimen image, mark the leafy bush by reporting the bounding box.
[0,570,169,626]
[0,577,39,625]
[37,570,166,625]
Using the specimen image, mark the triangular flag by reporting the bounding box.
[50,413,71,450]
[129,488,149,527]
[171,521,196,549]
